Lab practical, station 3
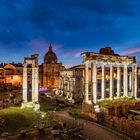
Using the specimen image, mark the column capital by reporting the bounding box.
[115,62,121,66]
[98,61,106,65]
[91,60,97,64]
[132,63,137,66]
[23,63,27,68]
[85,60,90,65]
[122,62,129,66]
[108,62,115,66]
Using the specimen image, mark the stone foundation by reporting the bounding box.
[82,102,94,114]
[21,102,40,111]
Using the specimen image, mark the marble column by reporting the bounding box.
[129,71,132,91]
[123,63,128,97]
[110,63,114,99]
[117,63,121,97]
[23,63,28,102]
[32,63,35,102]
[84,61,89,103]
[101,63,106,99]
[132,63,137,98]
[34,67,39,102]
[91,60,97,104]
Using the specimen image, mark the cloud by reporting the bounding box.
[0,0,140,66]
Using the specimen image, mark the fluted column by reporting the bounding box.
[23,63,28,102]
[117,63,121,97]
[91,60,97,104]
[110,63,114,99]
[84,61,89,103]
[132,63,137,98]
[123,63,128,97]
[101,62,106,99]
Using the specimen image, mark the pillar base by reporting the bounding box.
[82,102,94,114]
[21,102,40,111]
[94,105,100,112]
[34,103,40,111]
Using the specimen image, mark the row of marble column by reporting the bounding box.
[84,61,137,104]
[22,62,39,103]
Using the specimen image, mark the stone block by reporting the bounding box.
[135,102,140,110]
[114,106,122,117]
[122,104,128,117]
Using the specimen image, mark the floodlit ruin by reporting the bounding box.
[21,54,40,111]
[81,47,138,112]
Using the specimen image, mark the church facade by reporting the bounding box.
[39,45,65,89]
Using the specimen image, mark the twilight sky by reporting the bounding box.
[0,0,140,67]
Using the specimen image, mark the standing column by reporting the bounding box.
[101,63,106,99]
[84,61,89,103]
[129,71,132,91]
[23,63,28,102]
[34,67,39,102]
[123,63,128,97]
[110,63,114,99]
[117,63,121,97]
[132,63,137,98]
[32,62,35,102]
[91,60,97,104]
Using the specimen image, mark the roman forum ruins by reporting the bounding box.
[81,51,137,110]
[21,54,40,111]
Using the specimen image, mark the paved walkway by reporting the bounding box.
[55,111,132,140]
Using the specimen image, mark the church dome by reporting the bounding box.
[44,44,58,64]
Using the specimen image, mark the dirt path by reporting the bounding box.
[55,111,132,140]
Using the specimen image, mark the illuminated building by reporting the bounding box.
[0,45,65,89]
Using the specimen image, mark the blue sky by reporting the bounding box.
[0,0,140,67]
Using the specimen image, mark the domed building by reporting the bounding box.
[39,44,65,89]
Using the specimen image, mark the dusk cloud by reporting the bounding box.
[0,0,140,66]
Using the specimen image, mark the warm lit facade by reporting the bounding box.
[0,63,23,86]
[0,45,65,89]
[39,45,65,89]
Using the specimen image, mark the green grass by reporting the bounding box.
[0,107,40,134]
[40,97,74,112]
[98,97,138,108]
[68,107,95,122]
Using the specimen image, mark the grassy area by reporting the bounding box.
[0,107,40,134]
[68,107,94,122]
[40,97,74,112]
[98,97,138,108]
